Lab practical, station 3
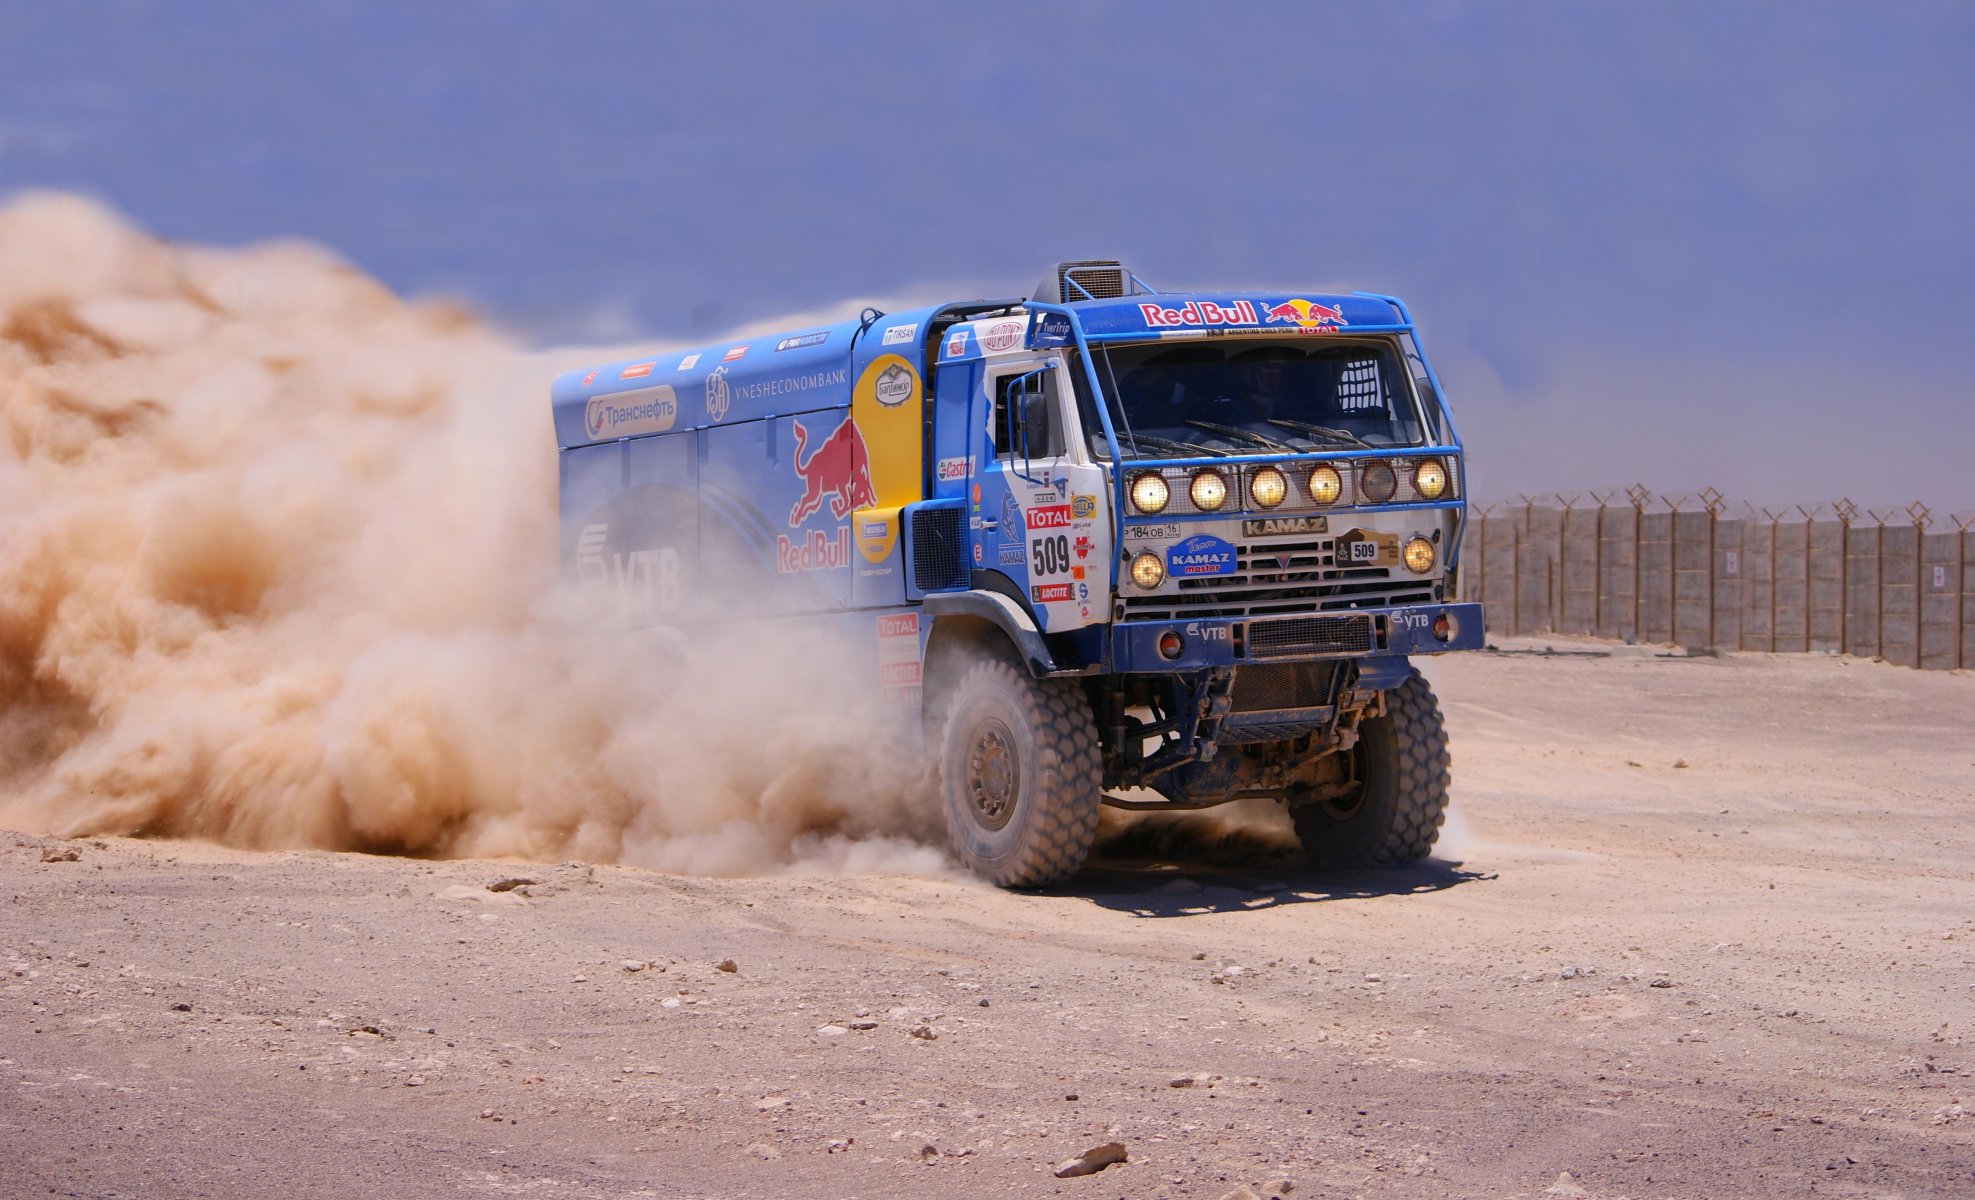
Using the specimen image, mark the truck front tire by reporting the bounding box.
[1292,668,1450,868]
[938,661,1100,887]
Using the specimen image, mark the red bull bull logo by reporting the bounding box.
[789,415,876,525]
[1263,298,1349,332]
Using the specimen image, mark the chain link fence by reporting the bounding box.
[1460,490,1975,670]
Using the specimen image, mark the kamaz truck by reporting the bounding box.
[551,261,1483,886]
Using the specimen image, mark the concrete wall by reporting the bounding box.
[1462,502,1969,672]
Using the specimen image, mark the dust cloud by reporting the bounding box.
[0,192,941,875]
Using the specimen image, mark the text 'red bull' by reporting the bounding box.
[1138,300,1260,328]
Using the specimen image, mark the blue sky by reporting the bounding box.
[2,1,1969,509]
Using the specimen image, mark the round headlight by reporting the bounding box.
[1129,472,1169,514]
[1249,466,1287,509]
[1403,536,1436,574]
[1130,551,1166,589]
[1359,461,1398,504]
[1414,457,1448,500]
[1308,464,1342,506]
[1189,469,1228,512]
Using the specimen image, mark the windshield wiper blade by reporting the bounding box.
[1265,417,1373,449]
[1184,418,1297,452]
[1128,432,1231,457]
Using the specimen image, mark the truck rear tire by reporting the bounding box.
[1292,668,1449,868]
[939,660,1100,887]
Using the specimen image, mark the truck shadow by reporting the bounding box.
[1054,857,1494,917]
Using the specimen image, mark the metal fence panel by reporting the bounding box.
[1844,524,1881,659]
[1808,521,1845,653]
[1736,516,1770,651]
[1479,513,1519,634]
[1559,506,1599,635]
[1713,517,1744,651]
[1921,530,1961,670]
[1964,530,1975,670]
[1772,519,1809,653]
[1597,504,1637,641]
[1879,525,1920,668]
[1672,510,1713,647]
[1639,511,1673,644]
[1519,505,1560,634]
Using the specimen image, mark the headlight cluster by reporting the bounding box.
[1188,469,1227,512]
[1130,551,1165,588]
[1413,457,1448,500]
[1308,464,1342,505]
[1249,466,1287,509]
[1125,457,1455,514]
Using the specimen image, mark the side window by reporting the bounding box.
[992,368,1066,460]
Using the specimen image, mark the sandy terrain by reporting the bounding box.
[4,643,1974,1200]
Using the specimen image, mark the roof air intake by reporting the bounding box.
[1033,260,1135,304]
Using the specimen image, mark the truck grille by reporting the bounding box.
[1230,661,1345,711]
[1121,535,1434,620]
[1249,615,1374,658]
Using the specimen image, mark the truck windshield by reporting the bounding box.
[1088,338,1428,459]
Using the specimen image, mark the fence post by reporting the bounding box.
[1627,484,1649,642]
[1768,508,1779,653]
[1702,486,1722,649]
[1832,497,1848,655]
[1958,515,1972,672]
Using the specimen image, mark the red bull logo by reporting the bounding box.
[775,526,850,573]
[1263,298,1349,332]
[789,416,876,525]
[1138,299,1259,328]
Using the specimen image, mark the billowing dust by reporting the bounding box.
[0,193,951,874]
[0,193,1289,876]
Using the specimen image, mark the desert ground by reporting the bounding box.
[4,640,1973,1200]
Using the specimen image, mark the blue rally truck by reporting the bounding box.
[552,262,1483,886]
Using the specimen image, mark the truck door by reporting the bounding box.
[969,359,1111,633]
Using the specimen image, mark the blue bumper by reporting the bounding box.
[1111,601,1485,673]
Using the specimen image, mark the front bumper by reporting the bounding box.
[1110,601,1484,673]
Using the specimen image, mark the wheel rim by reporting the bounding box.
[964,718,1020,831]
[1317,741,1368,821]
[1316,788,1366,822]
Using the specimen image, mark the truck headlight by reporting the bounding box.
[1249,466,1287,509]
[1307,464,1342,506]
[1359,461,1398,504]
[1414,457,1448,500]
[1130,551,1166,589]
[1129,472,1169,514]
[1403,536,1436,574]
[1189,469,1228,512]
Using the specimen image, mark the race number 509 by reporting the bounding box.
[1032,534,1071,577]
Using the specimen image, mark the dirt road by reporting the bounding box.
[5,644,1973,1199]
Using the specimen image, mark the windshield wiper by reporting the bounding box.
[1265,417,1373,449]
[1127,432,1232,457]
[1184,419,1297,452]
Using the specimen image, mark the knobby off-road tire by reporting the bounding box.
[1293,668,1450,868]
[939,661,1101,887]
